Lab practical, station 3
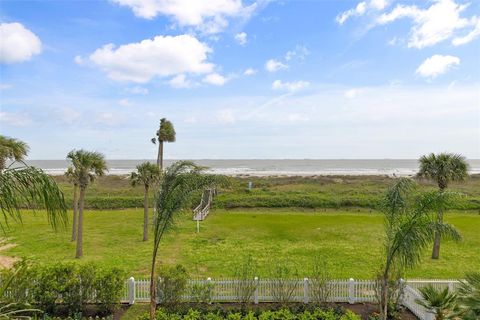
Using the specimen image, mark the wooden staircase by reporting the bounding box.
[193,188,215,221]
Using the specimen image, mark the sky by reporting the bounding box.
[0,0,479,160]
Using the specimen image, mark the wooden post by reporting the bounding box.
[254,277,259,304]
[348,278,355,304]
[127,277,135,305]
[303,277,309,304]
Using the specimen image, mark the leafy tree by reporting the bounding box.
[67,150,107,258]
[0,135,66,230]
[130,162,161,241]
[378,178,461,320]
[65,166,79,241]
[417,153,469,259]
[416,285,458,320]
[151,118,176,170]
[456,272,480,319]
[148,161,225,319]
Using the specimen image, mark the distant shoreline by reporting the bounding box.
[19,158,480,177]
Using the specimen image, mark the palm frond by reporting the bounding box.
[0,166,67,231]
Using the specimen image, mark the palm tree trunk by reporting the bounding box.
[143,185,149,241]
[157,141,164,169]
[71,184,78,241]
[76,186,85,258]
[431,209,443,259]
[149,248,158,320]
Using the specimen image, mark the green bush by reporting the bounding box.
[158,264,188,306]
[0,262,125,315]
[138,308,361,320]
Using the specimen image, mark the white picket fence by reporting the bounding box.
[121,277,460,320]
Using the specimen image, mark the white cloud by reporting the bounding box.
[184,116,197,123]
[202,73,228,86]
[74,55,84,64]
[111,0,257,34]
[96,112,123,126]
[0,83,12,90]
[127,86,149,94]
[119,98,133,106]
[58,107,81,124]
[216,109,235,124]
[415,54,460,78]
[377,0,477,48]
[234,32,247,45]
[344,88,364,99]
[0,111,32,126]
[265,59,288,72]
[336,2,367,25]
[285,45,309,61]
[0,22,42,64]
[244,68,256,76]
[452,16,480,46]
[272,80,310,92]
[336,0,388,25]
[87,34,214,83]
[286,113,309,123]
[168,74,194,88]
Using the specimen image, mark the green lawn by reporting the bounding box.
[3,209,479,279]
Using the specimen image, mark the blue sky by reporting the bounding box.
[1,0,479,159]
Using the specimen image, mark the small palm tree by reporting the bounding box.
[148,161,225,319]
[417,153,469,259]
[378,178,461,320]
[65,166,79,241]
[0,135,66,229]
[67,150,107,258]
[130,162,161,241]
[151,118,176,170]
[456,272,480,319]
[416,285,458,320]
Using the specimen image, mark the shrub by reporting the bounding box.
[94,266,126,313]
[158,264,188,306]
[234,255,258,305]
[189,281,214,304]
[268,263,300,305]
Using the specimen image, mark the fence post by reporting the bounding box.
[207,277,212,304]
[348,278,355,304]
[254,277,259,304]
[127,277,135,305]
[303,278,309,304]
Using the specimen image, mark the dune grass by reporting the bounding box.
[3,208,479,279]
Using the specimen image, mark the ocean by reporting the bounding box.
[21,159,480,177]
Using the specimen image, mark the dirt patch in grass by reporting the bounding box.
[0,239,18,269]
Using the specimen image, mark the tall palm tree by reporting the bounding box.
[379,178,461,320]
[148,161,225,319]
[151,118,176,170]
[129,162,161,241]
[416,285,458,320]
[0,135,66,230]
[67,150,107,258]
[65,166,79,241]
[417,153,469,259]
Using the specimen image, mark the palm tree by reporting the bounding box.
[0,135,66,230]
[67,150,107,258]
[130,162,161,241]
[151,118,176,170]
[378,178,461,320]
[65,166,79,241]
[417,153,468,259]
[456,272,480,319]
[148,161,225,319]
[416,285,458,320]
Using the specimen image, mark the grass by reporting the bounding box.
[51,175,480,210]
[4,208,479,279]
